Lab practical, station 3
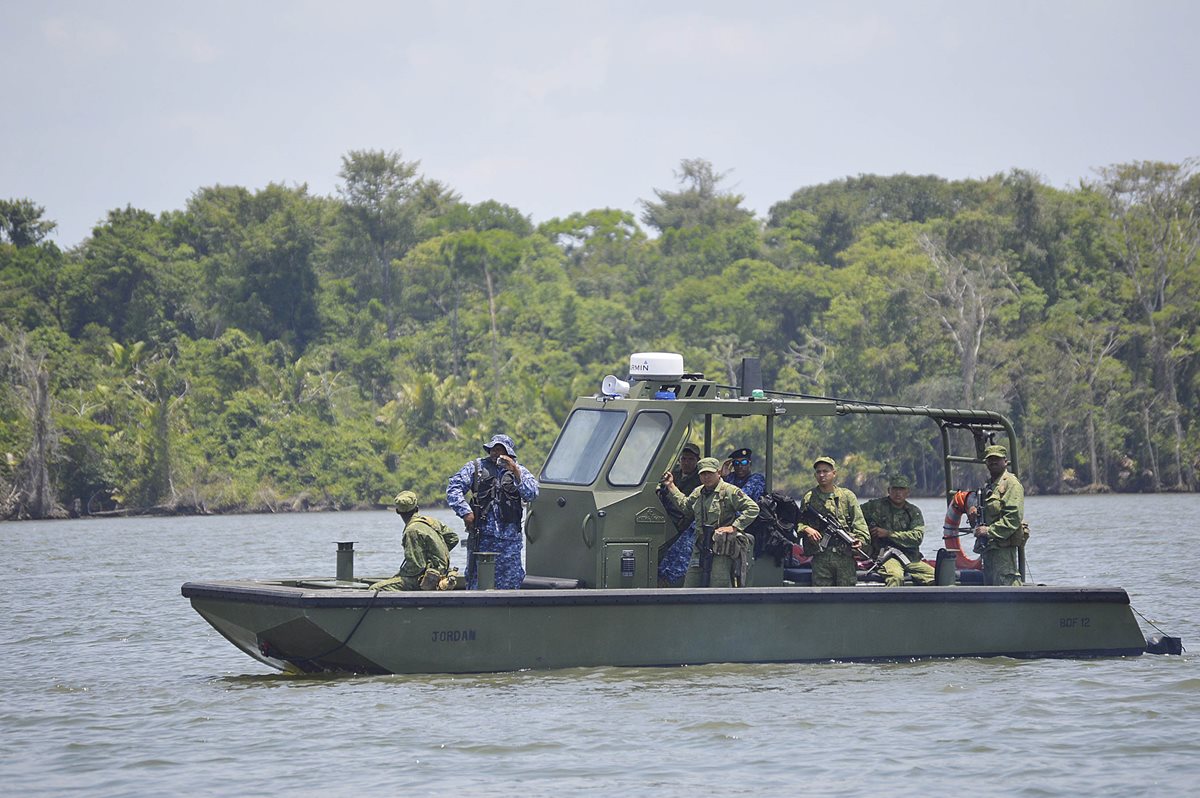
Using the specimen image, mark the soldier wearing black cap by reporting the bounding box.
[723,447,765,501]
[971,444,1026,586]
[673,442,703,497]
[657,442,704,586]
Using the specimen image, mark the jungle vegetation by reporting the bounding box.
[1,153,1197,518]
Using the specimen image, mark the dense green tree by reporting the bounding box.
[333,149,425,340]
[0,199,57,247]
[172,184,324,349]
[641,158,756,233]
[538,208,649,299]
[766,173,957,266]
[3,156,1199,514]
[1096,159,1199,490]
[58,207,185,343]
[0,232,64,331]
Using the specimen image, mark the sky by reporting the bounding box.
[3,0,1197,248]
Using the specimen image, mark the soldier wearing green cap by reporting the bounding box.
[799,456,870,586]
[972,444,1026,586]
[860,475,935,586]
[661,456,759,587]
[370,490,461,591]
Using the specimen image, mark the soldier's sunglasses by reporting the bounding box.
[733,458,751,466]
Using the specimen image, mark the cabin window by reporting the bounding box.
[608,411,672,486]
[541,408,627,485]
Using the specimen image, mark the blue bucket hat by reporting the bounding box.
[483,434,517,458]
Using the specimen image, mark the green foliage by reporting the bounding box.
[2,155,1198,517]
[0,199,57,247]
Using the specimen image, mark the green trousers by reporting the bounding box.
[811,549,857,586]
[683,554,738,588]
[877,557,936,587]
[983,547,1022,586]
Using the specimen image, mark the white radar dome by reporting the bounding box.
[628,352,684,381]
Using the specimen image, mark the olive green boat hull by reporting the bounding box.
[181,581,1149,674]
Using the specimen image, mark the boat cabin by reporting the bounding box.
[525,352,1017,588]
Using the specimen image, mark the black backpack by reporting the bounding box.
[747,491,801,563]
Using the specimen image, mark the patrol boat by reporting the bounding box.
[182,353,1180,674]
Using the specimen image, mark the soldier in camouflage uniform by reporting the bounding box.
[370,490,461,591]
[447,433,539,590]
[860,475,935,586]
[799,456,870,586]
[971,444,1026,586]
[661,457,759,588]
[657,442,703,587]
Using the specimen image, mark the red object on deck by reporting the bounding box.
[942,490,982,570]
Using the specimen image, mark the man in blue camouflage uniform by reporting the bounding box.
[657,442,703,587]
[971,444,1026,586]
[723,447,766,501]
[447,433,539,590]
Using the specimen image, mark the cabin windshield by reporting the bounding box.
[608,411,672,486]
[542,408,627,485]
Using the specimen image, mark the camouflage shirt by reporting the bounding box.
[982,471,1025,548]
[398,515,459,577]
[725,471,766,502]
[860,497,927,560]
[665,479,760,533]
[801,486,870,548]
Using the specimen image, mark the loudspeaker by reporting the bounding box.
[601,375,631,397]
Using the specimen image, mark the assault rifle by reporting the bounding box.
[969,485,987,554]
[797,504,862,555]
[863,542,910,576]
[697,524,716,587]
[465,458,497,580]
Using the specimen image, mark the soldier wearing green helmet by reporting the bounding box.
[661,456,759,587]
[369,490,462,591]
[799,456,870,586]
[971,444,1026,586]
[860,474,936,586]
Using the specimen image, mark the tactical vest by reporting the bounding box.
[471,459,524,525]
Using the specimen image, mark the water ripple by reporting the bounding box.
[2,500,1199,797]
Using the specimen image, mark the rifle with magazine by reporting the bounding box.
[969,484,987,554]
[797,503,862,555]
[697,524,716,587]
[862,542,911,576]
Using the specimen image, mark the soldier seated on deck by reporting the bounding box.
[369,490,463,591]
[860,475,935,587]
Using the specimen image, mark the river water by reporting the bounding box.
[2,494,1198,797]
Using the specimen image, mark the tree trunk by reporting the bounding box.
[1141,401,1161,492]
[1049,422,1065,493]
[28,366,55,518]
[1086,410,1101,488]
[484,260,500,395]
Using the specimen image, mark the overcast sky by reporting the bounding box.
[3,1,1197,248]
